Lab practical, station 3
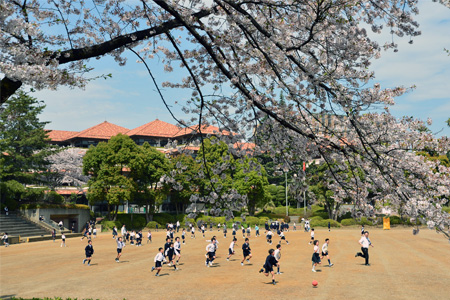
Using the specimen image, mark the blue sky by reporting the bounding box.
[35,1,450,137]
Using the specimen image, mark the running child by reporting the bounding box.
[355,231,373,266]
[182,228,186,244]
[147,230,152,244]
[83,240,94,266]
[309,228,315,245]
[321,238,334,267]
[278,230,289,245]
[191,225,196,239]
[174,237,181,264]
[259,249,278,285]
[81,227,88,240]
[311,240,321,272]
[266,230,273,245]
[151,247,166,276]
[116,237,125,262]
[61,233,66,247]
[232,225,236,238]
[112,226,118,239]
[223,225,228,238]
[255,225,260,237]
[164,237,171,258]
[241,238,252,266]
[227,237,237,261]
[201,224,205,238]
[241,225,245,238]
[205,238,217,267]
[274,244,282,274]
[246,226,251,237]
[165,242,179,270]
[93,227,97,238]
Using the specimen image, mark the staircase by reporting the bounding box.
[0,213,51,237]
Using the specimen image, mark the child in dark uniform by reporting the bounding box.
[83,240,94,266]
[165,242,179,270]
[241,238,252,266]
[259,249,278,285]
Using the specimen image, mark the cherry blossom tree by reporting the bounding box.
[1,0,449,238]
[44,147,89,188]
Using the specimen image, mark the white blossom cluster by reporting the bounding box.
[1,1,449,238]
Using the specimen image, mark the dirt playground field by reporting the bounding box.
[1,227,449,300]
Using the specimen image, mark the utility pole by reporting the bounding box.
[285,171,288,217]
[303,161,307,215]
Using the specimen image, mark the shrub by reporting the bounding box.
[338,211,353,221]
[359,217,373,226]
[310,218,340,228]
[234,217,243,223]
[312,211,329,219]
[20,203,89,210]
[101,220,121,232]
[244,216,260,226]
[22,188,46,202]
[311,205,325,213]
[258,216,269,225]
[146,221,160,229]
[46,191,64,204]
[442,206,450,213]
[212,216,226,224]
[283,216,290,223]
[182,215,195,226]
[341,218,357,226]
[389,216,403,225]
[153,213,176,225]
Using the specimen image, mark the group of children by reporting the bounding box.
[76,219,364,286]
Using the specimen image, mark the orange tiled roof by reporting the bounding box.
[126,119,188,138]
[70,121,129,140]
[234,142,256,151]
[46,130,79,141]
[189,124,232,135]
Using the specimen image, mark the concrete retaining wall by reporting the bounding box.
[20,208,90,233]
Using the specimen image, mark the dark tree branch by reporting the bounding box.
[0,6,215,106]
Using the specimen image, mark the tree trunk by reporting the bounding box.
[107,203,112,221]
[112,204,119,221]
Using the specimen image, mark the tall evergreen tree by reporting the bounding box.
[0,90,54,183]
[0,91,55,207]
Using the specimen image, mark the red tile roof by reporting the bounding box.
[126,119,187,138]
[234,142,256,150]
[46,130,79,141]
[189,124,230,135]
[70,121,129,140]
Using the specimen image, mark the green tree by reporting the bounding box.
[234,157,270,216]
[83,134,140,221]
[196,138,236,198]
[0,91,55,184]
[266,184,286,207]
[169,154,200,215]
[0,91,56,208]
[133,143,171,222]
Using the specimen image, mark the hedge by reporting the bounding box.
[341,218,357,226]
[101,220,122,232]
[20,203,90,210]
[442,206,450,213]
[310,218,341,228]
[145,221,161,229]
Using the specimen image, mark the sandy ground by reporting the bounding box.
[1,227,450,300]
